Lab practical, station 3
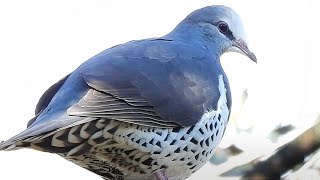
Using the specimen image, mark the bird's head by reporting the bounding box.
[182,5,257,63]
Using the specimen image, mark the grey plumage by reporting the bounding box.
[0,5,256,180]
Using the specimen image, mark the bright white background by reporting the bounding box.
[0,0,319,179]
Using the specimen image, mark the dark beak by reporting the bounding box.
[232,39,257,63]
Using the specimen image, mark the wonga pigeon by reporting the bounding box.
[0,5,256,180]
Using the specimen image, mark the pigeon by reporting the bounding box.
[0,5,256,180]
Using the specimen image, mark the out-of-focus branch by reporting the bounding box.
[220,116,320,179]
[239,116,320,179]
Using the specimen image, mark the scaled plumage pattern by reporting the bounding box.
[0,5,256,180]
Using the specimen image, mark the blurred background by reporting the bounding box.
[0,0,319,179]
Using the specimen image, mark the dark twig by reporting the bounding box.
[240,116,320,179]
[220,116,320,179]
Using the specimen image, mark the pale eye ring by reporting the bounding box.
[217,22,229,34]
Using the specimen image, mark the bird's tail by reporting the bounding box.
[0,129,38,150]
[0,126,43,151]
[0,139,27,151]
[0,116,96,152]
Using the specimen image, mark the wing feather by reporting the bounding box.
[68,89,178,128]
[66,39,221,128]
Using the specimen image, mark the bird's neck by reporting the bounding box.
[163,22,223,57]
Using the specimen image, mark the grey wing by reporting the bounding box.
[67,39,219,128]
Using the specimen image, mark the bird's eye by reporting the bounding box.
[217,22,229,34]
